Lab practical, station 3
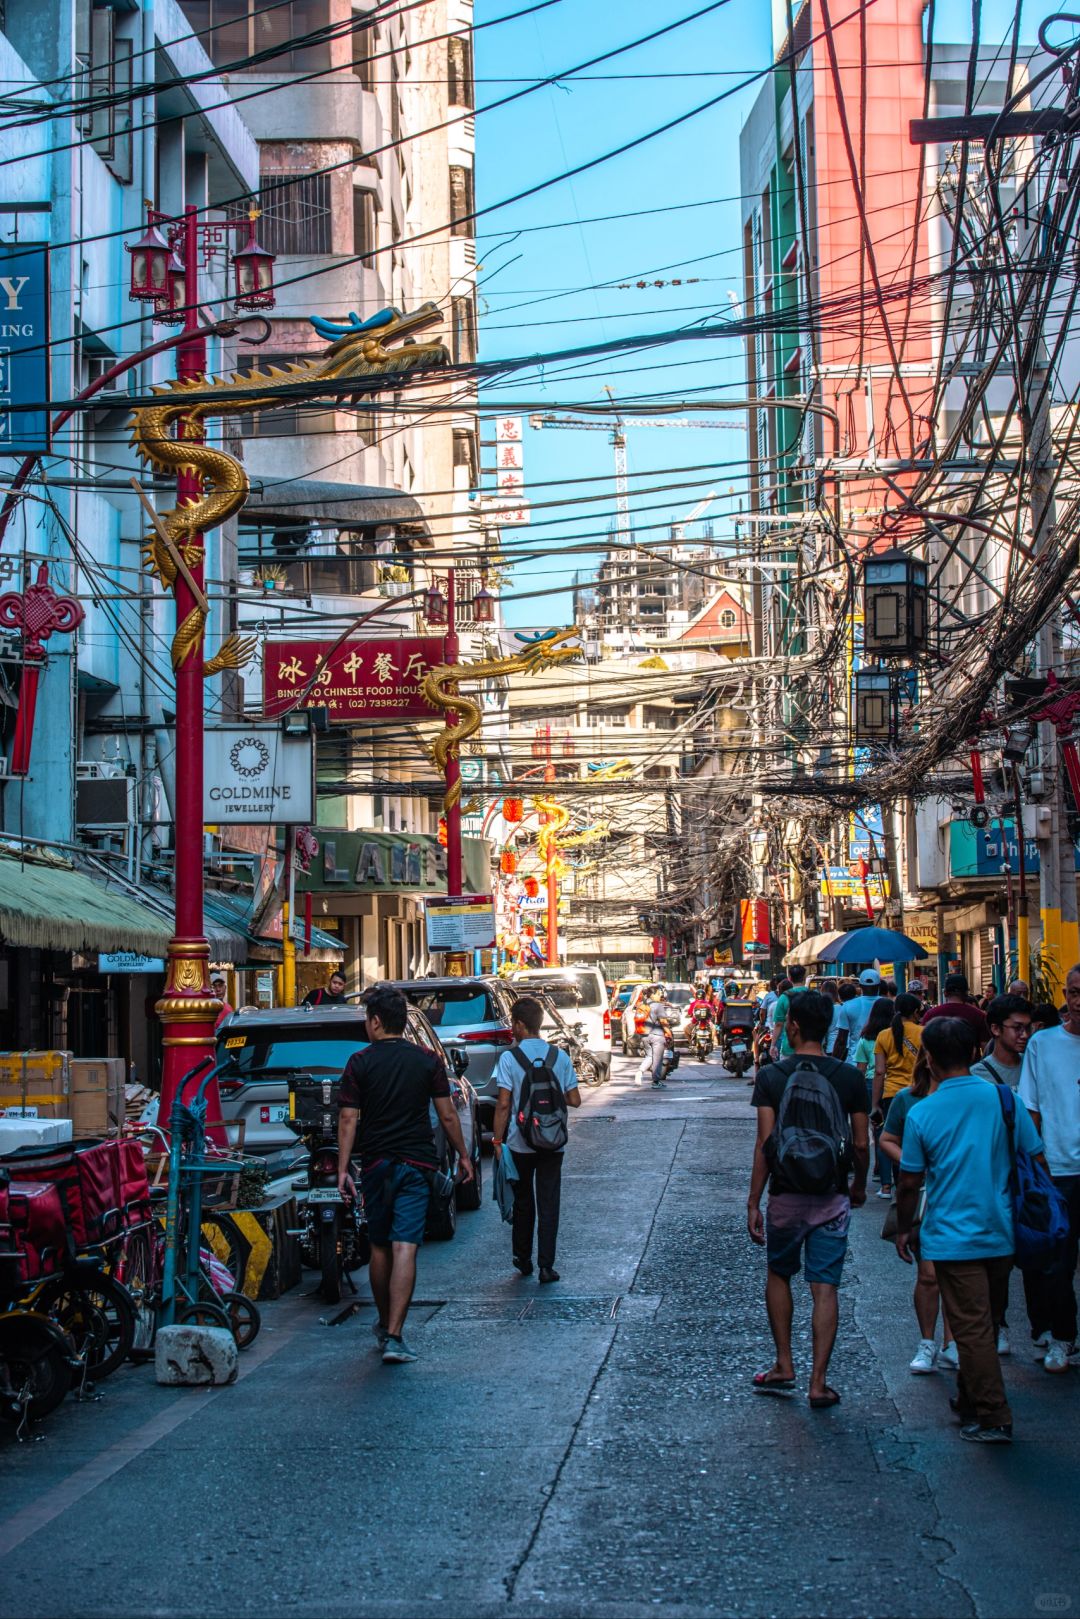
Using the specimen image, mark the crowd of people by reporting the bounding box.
[747,966,1080,1442]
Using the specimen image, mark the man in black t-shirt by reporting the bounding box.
[338,984,473,1364]
[303,970,348,1007]
[747,989,869,1408]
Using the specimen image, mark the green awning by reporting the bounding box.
[0,847,172,956]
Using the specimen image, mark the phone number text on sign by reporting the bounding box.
[263,637,447,721]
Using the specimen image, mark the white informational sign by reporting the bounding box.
[99,952,166,974]
[426,895,497,951]
[494,441,523,470]
[489,501,530,526]
[204,726,313,824]
[495,416,522,441]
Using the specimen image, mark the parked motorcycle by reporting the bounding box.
[720,1002,756,1077]
[690,1005,714,1061]
[0,1168,79,1429]
[287,1075,370,1305]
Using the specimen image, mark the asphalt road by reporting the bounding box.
[2,1051,1078,1619]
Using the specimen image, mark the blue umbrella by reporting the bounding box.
[817,926,928,965]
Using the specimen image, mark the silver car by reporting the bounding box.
[391,977,518,1133]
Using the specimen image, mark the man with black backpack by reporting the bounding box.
[492,996,582,1283]
[748,990,869,1408]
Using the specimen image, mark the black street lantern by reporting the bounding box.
[471,584,495,624]
[424,581,448,625]
[862,546,928,657]
[232,217,276,310]
[127,220,173,303]
[854,669,894,743]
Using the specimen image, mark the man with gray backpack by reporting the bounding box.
[747,989,869,1407]
[493,996,582,1283]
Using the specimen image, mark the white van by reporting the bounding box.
[510,966,613,1079]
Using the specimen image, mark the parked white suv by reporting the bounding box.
[510,966,612,1080]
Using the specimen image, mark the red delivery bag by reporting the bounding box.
[7,1180,68,1281]
[117,1138,152,1227]
[0,1140,123,1248]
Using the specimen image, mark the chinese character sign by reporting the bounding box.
[263,637,447,720]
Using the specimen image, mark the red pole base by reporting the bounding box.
[156,939,225,1144]
[10,661,41,775]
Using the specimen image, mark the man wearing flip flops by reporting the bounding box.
[747,989,869,1408]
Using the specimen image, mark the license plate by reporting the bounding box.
[732,1042,747,1053]
[259,1104,288,1124]
[306,1187,341,1204]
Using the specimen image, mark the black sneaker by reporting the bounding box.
[538,1267,560,1284]
[512,1257,534,1277]
[651,1080,668,1090]
[960,1422,1012,1444]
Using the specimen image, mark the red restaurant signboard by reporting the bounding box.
[263,637,447,721]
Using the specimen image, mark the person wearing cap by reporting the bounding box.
[212,973,233,1031]
[831,968,882,1061]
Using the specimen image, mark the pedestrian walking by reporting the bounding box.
[820,979,840,1053]
[831,968,882,1060]
[871,993,923,1200]
[879,1050,957,1373]
[895,1016,1044,1443]
[637,989,674,1088]
[337,984,474,1364]
[211,973,233,1031]
[492,996,581,1283]
[770,966,806,1060]
[748,989,870,1408]
[303,969,348,1007]
[920,972,991,1048]
[1017,965,1080,1373]
[971,995,1032,1088]
[852,997,894,1109]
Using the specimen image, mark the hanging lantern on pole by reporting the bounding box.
[523,875,539,899]
[853,669,894,743]
[126,218,174,303]
[437,817,448,847]
[862,547,929,657]
[232,216,276,310]
[424,581,448,625]
[471,584,496,624]
[500,850,517,875]
[152,251,188,327]
[502,797,523,823]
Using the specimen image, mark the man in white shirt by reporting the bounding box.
[1017,964,1080,1372]
[832,969,882,1060]
[492,996,581,1284]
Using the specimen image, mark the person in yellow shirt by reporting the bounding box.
[871,994,923,1197]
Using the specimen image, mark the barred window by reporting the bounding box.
[256,171,333,257]
[448,36,473,107]
[449,165,474,237]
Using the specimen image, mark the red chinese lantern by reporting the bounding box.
[523,875,539,899]
[523,925,535,939]
[503,797,523,823]
[437,817,448,847]
[500,850,517,875]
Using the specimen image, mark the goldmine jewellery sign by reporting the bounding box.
[204,726,313,824]
[262,637,447,721]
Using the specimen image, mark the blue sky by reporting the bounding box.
[473,0,1068,630]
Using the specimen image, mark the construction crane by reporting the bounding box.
[529,395,739,549]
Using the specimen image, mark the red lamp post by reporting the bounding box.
[125,202,276,1133]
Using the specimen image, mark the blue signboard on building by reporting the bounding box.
[0,245,49,454]
[948,817,1080,879]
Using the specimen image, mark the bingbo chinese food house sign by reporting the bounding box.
[262,638,446,721]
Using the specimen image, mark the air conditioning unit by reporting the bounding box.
[76,774,135,828]
[76,760,126,781]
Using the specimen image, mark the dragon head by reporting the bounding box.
[513,627,583,675]
[307,303,449,377]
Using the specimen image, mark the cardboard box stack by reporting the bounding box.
[0,1051,72,1119]
[69,1058,126,1139]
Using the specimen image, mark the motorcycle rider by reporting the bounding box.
[687,985,716,1056]
[637,989,674,1090]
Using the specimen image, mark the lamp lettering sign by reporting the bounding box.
[0,245,50,454]
[263,637,446,720]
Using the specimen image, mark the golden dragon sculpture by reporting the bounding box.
[129,304,449,669]
[423,629,582,810]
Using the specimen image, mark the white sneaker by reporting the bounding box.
[1044,1340,1070,1373]
[996,1327,1010,1357]
[937,1341,959,1371]
[1032,1331,1050,1358]
[909,1338,937,1374]
[876,1187,893,1199]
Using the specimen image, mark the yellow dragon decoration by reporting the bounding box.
[422,629,582,810]
[129,304,449,669]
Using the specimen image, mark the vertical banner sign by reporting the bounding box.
[740,898,771,958]
[0,246,50,454]
[493,416,529,525]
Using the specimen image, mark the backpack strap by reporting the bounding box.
[508,1044,532,1076]
[995,1082,1020,1191]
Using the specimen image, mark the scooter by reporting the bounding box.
[287,1074,370,1305]
[690,1006,714,1061]
[720,1003,757,1078]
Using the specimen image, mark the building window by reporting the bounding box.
[585,706,631,729]
[449,165,474,237]
[76,1,133,182]
[255,171,333,256]
[451,294,476,363]
[179,0,331,71]
[452,427,478,483]
[447,35,473,106]
[353,188,376,260]
[234,353,334,438]
[352,9,375,86]
[719,608,737,629]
